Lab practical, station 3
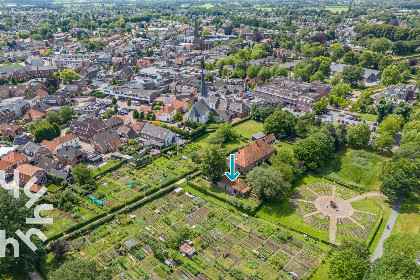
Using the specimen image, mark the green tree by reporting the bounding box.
[205,63,214,71]
[378,55,393,71]
[293,131,335,172]
[71,164,94,185]
[209,122,239,144]
[201,145,226,183]
[381,65,402,86]
[34,122,58,142]
[112,96,117,105]
[380,158,420,199]
[372,133,394,152]
[59,106,76,123]
[275,67,288,77]
[313,96,328,112]
[370,37,392,53]
[102,109,115,119]
[270,150,301,183]
[347,123,371,147]
[343,51,360,65]
[10,75,17,85]
[257,67,271,81]
[331,43,345,61]
[376,98,394,122]
[329,239,370,280]
[378,114,404,136]
[246,166,291,201]
[46,111,62,125]
[367,254,420,280]
[60,69,80,85]
[310,70,325,82]
[139,111,145,119]
[263,110,295,138]
[330,73,342,85]
[127,99,131,107]
[173,110,183,122]
[132,109,139,119]
[49,259,113,280]
[0,189,45,275]
[246,65,261,79]
[342,65,364,85]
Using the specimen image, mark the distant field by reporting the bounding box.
[325,6,349,13]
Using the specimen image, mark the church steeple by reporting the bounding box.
[200,69,207,98]
[194,15,199,37]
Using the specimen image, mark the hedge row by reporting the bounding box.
[231,116,252,127]
[324,175,363,192]
[366,210,384,248]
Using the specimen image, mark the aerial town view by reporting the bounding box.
[0,0,418,279]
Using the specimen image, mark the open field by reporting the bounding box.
[325,6,349,13]
[323,149,387,192]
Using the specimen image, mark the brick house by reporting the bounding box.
[233,138,276,173]
[21,142,52,164]
[0,107,15,123]
[40,133,80,152]
[155,105,177,122]
[2,151,28,169]
[217,175,251,198]
[56,146,86,167]
[0,160,13,179]
[69,117,109,141]
[90,130,124,154]
[22,109,45,123]
[0,123,23,139]
[14,164,47,187]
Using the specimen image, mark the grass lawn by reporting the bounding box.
[233,120,264,139]
[394,195,420,234]
[274,141,294,153]
[193,132,249,151]
[323,148,387,192]
[357,113,378,122]
[325,6,349,13]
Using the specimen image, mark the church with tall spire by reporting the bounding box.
[193,15,203,50]
[186,68,211,123]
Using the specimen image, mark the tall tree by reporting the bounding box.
[0,189,45,275]
[246,166,291,201]
[201,145,226,183]
[263,110,295,138]
[347,123,371,147]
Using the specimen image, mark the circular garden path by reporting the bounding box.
[290,182,385,244]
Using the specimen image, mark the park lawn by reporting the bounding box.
[323,148,387,192]
[233,120,264,139]
[394,195,420,234]
[357,113,378,122]
[325,6,349,13]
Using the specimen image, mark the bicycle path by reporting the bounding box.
[372,196,403,261]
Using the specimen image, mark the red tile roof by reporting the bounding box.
[2,152,27,164]
[234,139,276,169]
[15,163,44,176]
[0,160,13,170]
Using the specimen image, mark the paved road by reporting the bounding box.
[372,196,404,261]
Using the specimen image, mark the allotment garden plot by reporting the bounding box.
[291,182,384,244]
[66,187,326,280]
[43,154,196,238]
